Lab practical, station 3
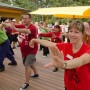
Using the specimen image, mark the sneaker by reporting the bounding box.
[12,46,16,49]
[42,55,47,58]
[0,68,5,72]
[53,68,58,72]
[31,74,39,78]
[17,44,20,47]
[8,62,17,65]
[19,83,29,90]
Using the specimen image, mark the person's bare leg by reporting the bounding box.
[31,65,38,74]
[25,66,32,83]
[19,67,31,90]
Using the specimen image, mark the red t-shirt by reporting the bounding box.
[39,31,62,43]
[16,24,38,58]
[56,42,90,90]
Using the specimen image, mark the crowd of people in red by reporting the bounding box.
[0,13,90,90]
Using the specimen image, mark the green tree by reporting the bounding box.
[1,0,90,23]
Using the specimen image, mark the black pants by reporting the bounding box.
[42,46,49,56]
[39,45,43,50]
[65,87,67,90]
[8,35,14,55]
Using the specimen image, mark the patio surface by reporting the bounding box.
[0,47,64,90]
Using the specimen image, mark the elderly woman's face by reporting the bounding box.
[84,23,90,34]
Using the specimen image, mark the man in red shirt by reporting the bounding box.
[11,13,39,90]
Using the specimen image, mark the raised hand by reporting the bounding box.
[29,39,35,48]
[1,22,11,28]
[44,46,64,68]
[10,22,16,30]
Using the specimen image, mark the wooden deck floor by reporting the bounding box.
[0,47,64,90]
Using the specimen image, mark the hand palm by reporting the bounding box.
[44,46,64,68]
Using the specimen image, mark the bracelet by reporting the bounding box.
[63,62,67,69]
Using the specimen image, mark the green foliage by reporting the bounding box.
[1,0,90,23]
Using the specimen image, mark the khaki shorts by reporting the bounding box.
[23,54,36,66]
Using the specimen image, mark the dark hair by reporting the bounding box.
[54,25,60,29]
[22,13,31,19]
[68,20,84,34]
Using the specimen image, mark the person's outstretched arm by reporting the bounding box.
[0,22,9,29]
[11,23,30,34]
[29,38,56,48]
[44,46,90,69]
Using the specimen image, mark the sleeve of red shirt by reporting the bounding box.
[56,33,61,39]
[15,24,25,28]
[39,32,52,37]
[29,25,38,37]
[85,45,90,54]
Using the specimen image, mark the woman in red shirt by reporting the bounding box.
[39,25,62,43]
[29,20,90,90]
[39,25,63,72]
